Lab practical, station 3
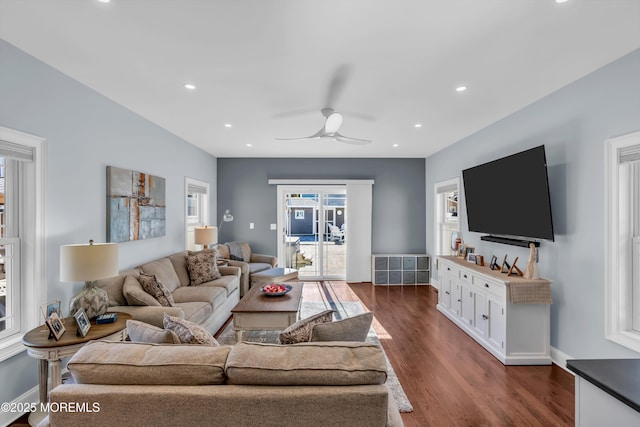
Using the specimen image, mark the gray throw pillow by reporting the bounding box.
[278,310,334,344]
[163,313,219,347]
[309,312,374,342]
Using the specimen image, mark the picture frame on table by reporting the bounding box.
[73,307,91,337]
[464,246,475,260]
[46,312,66,341]
[489,255,499,270]
[467,253,477,263]
[40,299,61,323]
[475,255,485,266]
[457,244,467,259]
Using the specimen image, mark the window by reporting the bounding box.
[0,127,45,362]
[185,177,209,251]
[605,130,640,352]
[434,178,460,258]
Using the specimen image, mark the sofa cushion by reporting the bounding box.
[96,268,140,307]
[138,273,175,307]
[123,275,162,306]
[249,262,273,274]
[278,310,333,344]
[68,341,230,385]
[177,302,214,325]
[225,342,387,386]
[172,286,226,310]
[126,320,181,344]
[163,314,218,346]
[198,275,238,297]
[186,250,221,285]
[168,250,191,287]
[139,258,182,293]
[310,312,374,342]
[214,243,230,259]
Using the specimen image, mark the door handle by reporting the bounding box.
[482,314,488,320]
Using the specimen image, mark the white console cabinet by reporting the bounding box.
[437,256,551,365]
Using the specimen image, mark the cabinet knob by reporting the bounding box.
[463,274,467,278]
[457,299,461,302]
[482,314,489,320]
[484,283,489,288]
[447,267,451,271]
[445,291,450,295]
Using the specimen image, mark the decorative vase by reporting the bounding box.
[523,243,540,280]
[69,281,109,319]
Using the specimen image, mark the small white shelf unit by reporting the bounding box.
[371,254,430,285]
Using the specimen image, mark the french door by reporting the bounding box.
[277,186,346,280]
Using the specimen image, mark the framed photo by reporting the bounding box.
[464,246,475,259]
[475,255,485,266]
[41,300,61,323]
[457,244,467,258]
[467,253,477,263]
[73,307,91,337]
[489,255,499,270]
[46,312,66,341]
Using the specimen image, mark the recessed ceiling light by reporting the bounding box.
[392,144,399,147]
[456,86,467,92]
[555,0,568,3]
[414,124,422,128]
[184,83,196,90]
[224,124,232,128]
[97,0,111,3]
[246,144,252,147]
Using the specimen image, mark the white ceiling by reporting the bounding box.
[1,0,639,158]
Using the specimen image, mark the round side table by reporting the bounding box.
[22,312,131,426]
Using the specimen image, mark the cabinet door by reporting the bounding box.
[487,297,505,353]
[439,276,451,310]
[460,282,474,327]
[473,292,487,338]
[452,281,462,316]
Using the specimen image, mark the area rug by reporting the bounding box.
[217,300,414,413]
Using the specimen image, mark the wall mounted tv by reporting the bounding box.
[462,145,554,246]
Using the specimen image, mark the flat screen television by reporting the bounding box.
[462,145,554,243]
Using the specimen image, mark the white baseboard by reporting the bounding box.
[0,385,39,427]
[431,278,440,291]
[550,346,574,374]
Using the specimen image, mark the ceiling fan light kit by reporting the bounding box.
[276,107,372,145]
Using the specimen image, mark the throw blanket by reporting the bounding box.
[226,242,245,261]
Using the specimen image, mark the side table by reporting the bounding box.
[22,312,131,426]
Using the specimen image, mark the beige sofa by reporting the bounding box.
[96,250,241,334]
[41,340,403,427]
[214,242,277,297]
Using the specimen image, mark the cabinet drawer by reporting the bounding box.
[474,278,506,300]
[439,262,457,276]
[374,271,388,285]
[459,269,473,284]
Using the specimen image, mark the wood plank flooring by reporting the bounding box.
[306,282,575,427]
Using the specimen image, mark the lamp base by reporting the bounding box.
[69,281,109,319]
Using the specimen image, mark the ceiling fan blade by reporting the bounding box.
[324,64,352,108]
[334,132,372,145]
[275,128,324,141]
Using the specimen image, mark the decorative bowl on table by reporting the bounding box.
[260,283,292,297]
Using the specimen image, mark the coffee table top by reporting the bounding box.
[22,312,132,348]
[232,282,303,314]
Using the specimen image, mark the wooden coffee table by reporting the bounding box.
[231,282,303,342]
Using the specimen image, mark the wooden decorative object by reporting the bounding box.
[507,257,524,277]
[523,243,540,279]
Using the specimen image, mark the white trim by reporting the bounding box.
[184,177,210,250]
[268,179,374,185]
[0,384,39,427]
[550,346,574,374]
[604,130,640,353]
[0,126,46,363]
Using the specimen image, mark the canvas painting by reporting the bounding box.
[107,166,166,242]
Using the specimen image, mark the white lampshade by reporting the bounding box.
[194,226,218,245]
[60,240,119,282]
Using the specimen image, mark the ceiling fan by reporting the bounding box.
[275,64,373,145]
[276,107,372,145]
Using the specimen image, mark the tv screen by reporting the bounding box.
[462,145,554,241]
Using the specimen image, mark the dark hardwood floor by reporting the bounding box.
[334,282,574,427]
[11,282,574,427]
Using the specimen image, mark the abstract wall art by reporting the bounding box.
[107,166,166,242]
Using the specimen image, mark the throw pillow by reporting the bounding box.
[138,273,175,307]
[309,312,374,342]
[185,250,221,286]
[123,275,161,306]
[163,313,219,346]
[278,310,334,344]
[126,319,181,344]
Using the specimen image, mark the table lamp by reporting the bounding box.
[194,225,218,249]
[60,240,119,319]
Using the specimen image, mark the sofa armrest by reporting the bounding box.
[250,253,277,267]
[110,306,185,328]
[218,265,241,278]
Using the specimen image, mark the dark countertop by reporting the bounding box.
[567,359,640,413]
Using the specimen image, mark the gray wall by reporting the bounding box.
[426,48,640,359]
[217,158,426,256]
[0,40,217,409]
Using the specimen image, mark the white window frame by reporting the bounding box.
[184,177,210,250]
[0,126,46,362]
[605,130,640,352]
